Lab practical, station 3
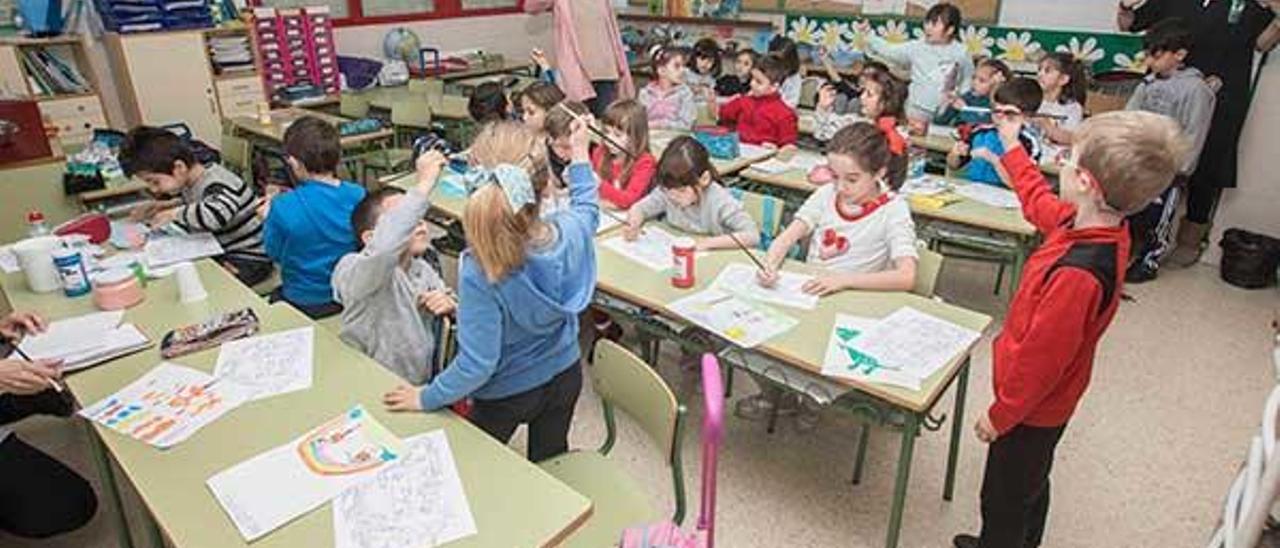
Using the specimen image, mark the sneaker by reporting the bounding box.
[734,392,799,421]
[952,534,979,548]
[1125,262,1158,284]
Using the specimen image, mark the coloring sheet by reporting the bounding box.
[145,232,224,267]
[749,152,824,175]
[79,362,250,449]
[848,307,981,383]
[954,184,1021,209]
[601,226,687,271]
[668,288,798,348]
[207,406,405,542]
[821,314,922,391]
[214,327,315,401]
[597,213,622,235]
[711,263,819,310]
[332,430,477,548]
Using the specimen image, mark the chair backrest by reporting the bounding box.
[410,78,445,99]
[340,93,371,119]
[729,188,785,251]
[912,244,944,298]
[799,77,822,109]
[390,100,433,130]
[698,353,724,548]
[592,340,683,462]
[220,132,252,177]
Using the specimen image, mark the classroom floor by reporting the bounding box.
[4,261,1277,548]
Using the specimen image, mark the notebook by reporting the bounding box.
[17,311,153,373]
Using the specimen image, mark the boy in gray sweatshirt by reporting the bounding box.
[1123,17,1216,283]
[331,152,455,384]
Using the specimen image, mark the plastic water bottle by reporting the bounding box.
[26,210,50,237]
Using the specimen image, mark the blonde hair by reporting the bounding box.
[463,122,550,282]
[1074,111,1189,214]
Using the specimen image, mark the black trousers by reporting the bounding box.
[267,287,343,319]
[585,80,619,118]
[1127,183,1181,272]
[1185,181,1223,225]
[469,363,582,462]
[0,392,97,538]
[219,255,274,288]
[978,423,1067,548]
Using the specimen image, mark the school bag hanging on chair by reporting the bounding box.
[620,353,725,548]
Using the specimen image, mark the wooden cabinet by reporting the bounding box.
[0,36,109,152]
[106,31,224,144]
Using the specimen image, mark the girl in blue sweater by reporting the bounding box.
[384,119,600,462]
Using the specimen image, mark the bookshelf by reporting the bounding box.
[0,35,108,151]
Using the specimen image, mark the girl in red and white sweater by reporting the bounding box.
[591,99,657,210]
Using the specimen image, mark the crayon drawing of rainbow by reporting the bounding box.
[296,407,399,476]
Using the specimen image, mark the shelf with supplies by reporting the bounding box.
[0,35,109,153]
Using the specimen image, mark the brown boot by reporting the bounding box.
[1167,219,1210,269]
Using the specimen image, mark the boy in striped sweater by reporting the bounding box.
[121,127,272,286]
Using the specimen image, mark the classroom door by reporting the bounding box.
[120,32,222,145]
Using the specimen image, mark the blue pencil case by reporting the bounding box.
[692,126,739,160]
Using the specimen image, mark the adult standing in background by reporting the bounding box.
[1117,0,1279,267]
[525,0,636,115]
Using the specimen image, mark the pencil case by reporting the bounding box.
[692,126,739,160]
[160,308,260,359]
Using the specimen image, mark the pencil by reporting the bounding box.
[726,232,769,274]
[8,338,62,393]
[555,103,638,160]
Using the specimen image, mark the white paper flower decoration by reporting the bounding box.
[788,16,819,46]
[911,26,926,41]
[1056,36,1105,65]
[1113,51,1148,73]
[960,26,994,58]
[817,21,852,49]
[877,20,910,44]
[996,31,1042,62]
[849,19,873,52]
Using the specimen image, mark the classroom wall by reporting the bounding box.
[1204,59,1280,266]
[333,12,554,65]
[998,0,1120,32]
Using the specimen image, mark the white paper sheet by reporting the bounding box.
[849,307,981,383]
[18,311,133,366]
[901,176,950,196]
[954,184,1021,209]
[214,327,315,401]
[863,0,907,15]
[597,213,622,235]
[55,324,151,373]
[711,263,819,310]
[0,245,19,273]
[668,288,798,348]
[750,153,825,175]
[145,232,224,267]
[332,431,477,548]
[207,406,405,542]
[600,226,687,271]
[821,314,922,390]
[738,143,775,161]
[78,362,249,448]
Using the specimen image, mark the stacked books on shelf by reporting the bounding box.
[93,0,213,33]
[19,48,90,96]
[208,34,255,76]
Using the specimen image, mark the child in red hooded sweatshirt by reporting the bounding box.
[952,110,1187,548]
[716,54,798,149]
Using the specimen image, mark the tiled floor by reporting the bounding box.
[4,261,1278,547]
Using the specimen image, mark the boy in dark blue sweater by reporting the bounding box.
[261,116,366,319]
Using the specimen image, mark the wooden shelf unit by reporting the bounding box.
[0,35,109,151]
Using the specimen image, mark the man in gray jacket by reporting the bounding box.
[1123,17,1216,283]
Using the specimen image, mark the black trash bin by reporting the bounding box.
[1219,228,1280,289]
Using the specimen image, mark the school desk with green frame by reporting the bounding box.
[649,129,777,176]
[796,109,1063,177]
[0,261,592,548]
[346,87,474,121]
[735,148,1039,295]
[433,59,535,83]
[227,108,395,149]
[592,234,992,548]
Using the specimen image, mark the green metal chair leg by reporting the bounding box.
[944,359,971,501]
[852,422,871,485]
[766,388,782,434]
[884,413,920,548]
[994,264,1006,295]
[724,365,734,398]
[84,422,135,548]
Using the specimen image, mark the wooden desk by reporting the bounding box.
[434,60,534,82]
[350,88,472,121]
[385,171,468,221]
[593,237,991,548]
[738,148,1038,292]
[650,130,776,176]
[228,108,395,149]
[1,261,591,548]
